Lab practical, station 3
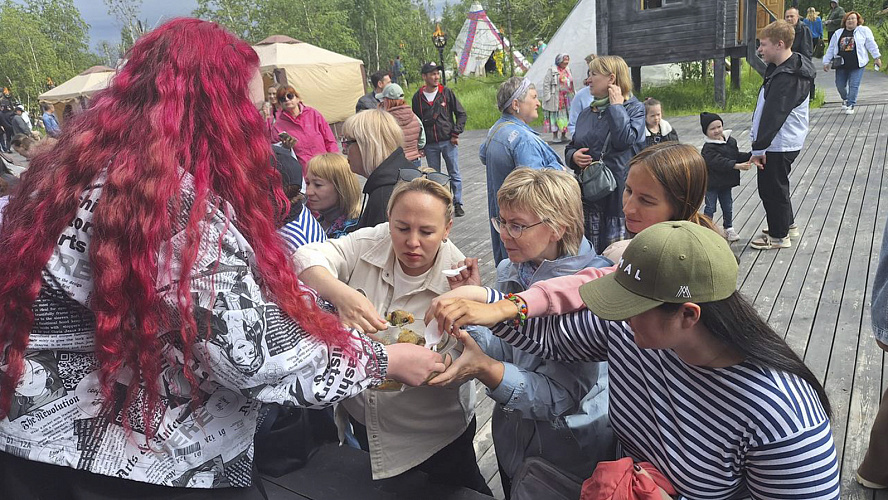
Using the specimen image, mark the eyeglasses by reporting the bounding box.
[279,93,297,102]
[490,217,548,239]
[398,168,451,188]
[341,138,357,154]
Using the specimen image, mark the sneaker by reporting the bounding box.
[762,224,800,239]
[841,100,849,110]
[857,472,888,490]
[750,235,791,250]
[845,106,855,115]
[725,227,740,242]
[454,203,465,218]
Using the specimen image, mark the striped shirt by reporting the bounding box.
[485,289,840,500]
[279,207,326,250]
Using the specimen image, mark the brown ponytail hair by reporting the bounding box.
[628,142,719,232]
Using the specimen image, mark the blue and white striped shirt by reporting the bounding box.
[485,289,840,500]
[279,208,326,250]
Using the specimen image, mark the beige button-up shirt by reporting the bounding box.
[295,223,476,478]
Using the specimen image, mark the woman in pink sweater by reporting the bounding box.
[429,143,720,326]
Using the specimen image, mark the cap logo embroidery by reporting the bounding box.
[618,258,642,281]
[676,285,692,299]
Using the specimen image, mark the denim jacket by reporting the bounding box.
[873,218,888,345]
[480,113,564,264]
[472,238,614,482]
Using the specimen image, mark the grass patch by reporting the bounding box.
[403,74,542,131]
[403,62,824,130]
[642,62,824,117]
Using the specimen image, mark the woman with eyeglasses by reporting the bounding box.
[481,77,564,265]
[341,109,416,230]
[429,168,613,498]
[294,178,491,495]
[268,85,339,167]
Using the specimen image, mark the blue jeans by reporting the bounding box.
[424,140,463,204]
[835,66,865,106]
[704,188,734,229]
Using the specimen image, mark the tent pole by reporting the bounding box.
[506,0,515,77]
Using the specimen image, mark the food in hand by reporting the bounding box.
[397,328,425,346]
[386,310,415,326]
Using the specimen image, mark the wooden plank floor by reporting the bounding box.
[446,66,888,498]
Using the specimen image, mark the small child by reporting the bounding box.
[700,112,752,242]
[643,98,678,148]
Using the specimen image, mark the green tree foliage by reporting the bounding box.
[192,0,574,87]
[0,0,100,108]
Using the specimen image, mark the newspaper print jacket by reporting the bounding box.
[0,171,387,488]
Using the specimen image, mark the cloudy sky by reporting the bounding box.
[72,0,199,48]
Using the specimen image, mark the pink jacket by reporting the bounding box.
[268,104,339,169]
[518,265,616,317]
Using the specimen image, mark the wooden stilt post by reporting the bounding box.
[730,57,741,89]
[631,66,642,94]
[714,57,726,108]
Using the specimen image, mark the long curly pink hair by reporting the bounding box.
[0,18,358,437]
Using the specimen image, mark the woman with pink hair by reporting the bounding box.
[0,18,444,498]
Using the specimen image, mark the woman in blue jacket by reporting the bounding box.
[430,168,613,498]
[565,56,646,253]
[481,77,564,265]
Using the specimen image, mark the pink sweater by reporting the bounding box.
[517,265,616,317]
[268,104,339,169]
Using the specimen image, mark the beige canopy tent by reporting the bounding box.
[38,66,115,126]
[253,35,365,124]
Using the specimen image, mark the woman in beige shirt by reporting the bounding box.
[295,178,491,495]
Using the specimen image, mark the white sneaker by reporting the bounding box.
[750,235,791,250]
[841,100,849,110]
[845,106,855,115]
[725,227,740,242]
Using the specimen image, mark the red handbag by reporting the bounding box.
[580,457,677,500]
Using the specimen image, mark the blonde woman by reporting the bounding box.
[295,178,491,495]
[431,168,613,497]
[341,109,410,229]
[305,153,362,238]
[566,55,646,253]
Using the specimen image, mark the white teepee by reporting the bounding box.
[451,4,529,76]
[524,0,598,89]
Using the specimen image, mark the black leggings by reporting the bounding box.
[0,451,268,500]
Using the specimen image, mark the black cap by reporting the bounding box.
[700,112,723,134]
[421,62,440,74]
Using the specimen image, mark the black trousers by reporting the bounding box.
[351,416,493,496]
[0,451,268,500]
[756,150,799,239]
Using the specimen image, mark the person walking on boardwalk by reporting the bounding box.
[785,7,814,59]
[823,11,882,115]
[749,20,814,251]
[858,216,888,491]
[412,62,468,217]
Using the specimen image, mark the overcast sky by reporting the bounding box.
[72,0,199,49]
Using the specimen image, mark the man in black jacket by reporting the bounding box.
[749,20,814,251]
[785,6,816,99]
[356,70,390,113]
[412,62,468,216]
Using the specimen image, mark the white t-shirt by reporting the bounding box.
[422,88,439,102]
[393,262,431,301]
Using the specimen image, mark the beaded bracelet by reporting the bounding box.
[505,293,528,327]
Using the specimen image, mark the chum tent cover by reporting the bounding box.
[523,0,598,89]
[451,4,529,76]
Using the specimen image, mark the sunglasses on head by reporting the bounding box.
[398,168,451,189]
[279,93,297,102]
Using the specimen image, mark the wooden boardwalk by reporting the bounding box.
[447,66,888,498]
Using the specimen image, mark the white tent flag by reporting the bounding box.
[451,3,530,76]
[524,0,598,89]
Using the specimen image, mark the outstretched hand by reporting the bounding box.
[428,329,504,388]
[385,342,451,387]
[426,297,518,337]
[331,286,388,334]
[447,258,481,289]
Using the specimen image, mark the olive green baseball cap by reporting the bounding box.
[579,221,738,321]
